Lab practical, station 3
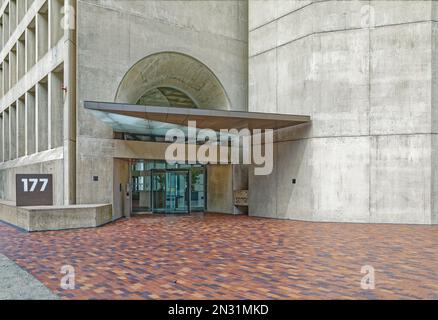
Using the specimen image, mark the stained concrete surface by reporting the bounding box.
[0,253,58,300]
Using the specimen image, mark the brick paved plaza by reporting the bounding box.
[0,214,436,300]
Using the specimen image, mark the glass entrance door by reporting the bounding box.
[151,171,166,213]
[166,171,189,213]
[151,170,189,214]
[131,161,205,215]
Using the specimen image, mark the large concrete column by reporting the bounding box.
[17,98,25,157]
[9,104,16,160]
[63,0,76,205]
[36,80,48,152]
[49,70,63,149]
[25,90,36,155]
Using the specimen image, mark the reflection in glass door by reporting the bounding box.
[152,172,166,213]
[166,171,189,213]
[132,161,151,213]
[132,161,205,214]
[191,167,205,211]
[152,170,189,214]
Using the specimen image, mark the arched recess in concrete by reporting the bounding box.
[115,52,231,110]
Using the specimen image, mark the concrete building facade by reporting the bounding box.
[0,0,436,230]
[248,0,438,225]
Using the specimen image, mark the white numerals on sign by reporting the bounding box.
[40,178,49,192]
[21,178,49,192]
[29,179,38,192]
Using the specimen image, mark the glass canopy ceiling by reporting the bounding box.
[85,101,311,139]
[88,109,196,138]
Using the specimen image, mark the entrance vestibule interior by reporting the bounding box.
[131,160,206,214]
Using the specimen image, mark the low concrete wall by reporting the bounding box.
[0,201,112,232]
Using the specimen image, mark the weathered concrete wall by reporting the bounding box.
[0,253,59,300]
[0,148,64,205]
[433,135,438,225]
[207,164,234,214]
[0,0,74,207]
[232,164,248,214]
[76,0,248,205]
[113,158,129,220]
[248,0,436,224]
[0,200,112,232]
[28,204,113,231]
[432,2,438,225]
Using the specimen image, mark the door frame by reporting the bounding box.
[151,168,191,214]
[129,160,207,215]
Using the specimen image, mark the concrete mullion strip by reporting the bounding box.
[35,84,39,152]
[9,103,16,160]
[35,3,48,63]
[3,10,8,46]
[0,17,3,53]
[48,73,52,149]
[3,109,8,160]
[17,0,26,25]
[9,0,16,38]
[16,100,19,158]
[50,69,64,149]
[1,112,4,161]
[17,35,25,81]
[37,80,48,152]
[25,24,36,73]
[10,47,16,87]
[63,0,76,205]
[8,51,12,91]
[17,97,25,157]
[49,0,63,49]
[0,112,2,162]
[3,56,8,94]
[0,64,3,98]
[25,90,35,155]
[24,91,28,155]
[8,106,11,160]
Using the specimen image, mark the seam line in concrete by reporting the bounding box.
[249,0,328,33]
[250,20,436,59]
[275,132,436,144]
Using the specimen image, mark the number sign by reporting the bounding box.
[16,174,53,206]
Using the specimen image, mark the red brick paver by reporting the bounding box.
[0,214,437,300]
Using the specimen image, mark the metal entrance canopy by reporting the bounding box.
[84,101,311,136]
